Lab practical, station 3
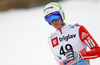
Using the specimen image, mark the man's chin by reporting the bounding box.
[55,27,60,30]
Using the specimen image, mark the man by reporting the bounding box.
[43,2,100,65]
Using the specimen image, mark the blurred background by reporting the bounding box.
[0,0,100,65]
[0,0,60,11]
[0,0,99,11]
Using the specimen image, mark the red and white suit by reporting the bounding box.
[48,23,100,65]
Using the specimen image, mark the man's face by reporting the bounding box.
[51,18,63,29]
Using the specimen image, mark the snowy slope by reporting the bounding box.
[0,1,100,65]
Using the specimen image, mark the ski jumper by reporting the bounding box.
[48,23,100,65]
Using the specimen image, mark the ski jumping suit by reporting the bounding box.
[48,23,100,65]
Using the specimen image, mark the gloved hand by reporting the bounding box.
[66,50,82,62]
[74,51,82,60]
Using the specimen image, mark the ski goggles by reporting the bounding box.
[45,11,61,23]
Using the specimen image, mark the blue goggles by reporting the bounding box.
[45,11,61,23]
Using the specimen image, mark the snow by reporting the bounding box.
[0,0,100,65]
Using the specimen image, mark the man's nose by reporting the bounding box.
[52,20,57,24]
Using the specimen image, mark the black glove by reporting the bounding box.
[66,50,82,62]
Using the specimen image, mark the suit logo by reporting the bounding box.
[51,37,59,48]
[81,32,88,39]
[59,34,76,42]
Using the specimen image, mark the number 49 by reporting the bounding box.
[59,44,73,56]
